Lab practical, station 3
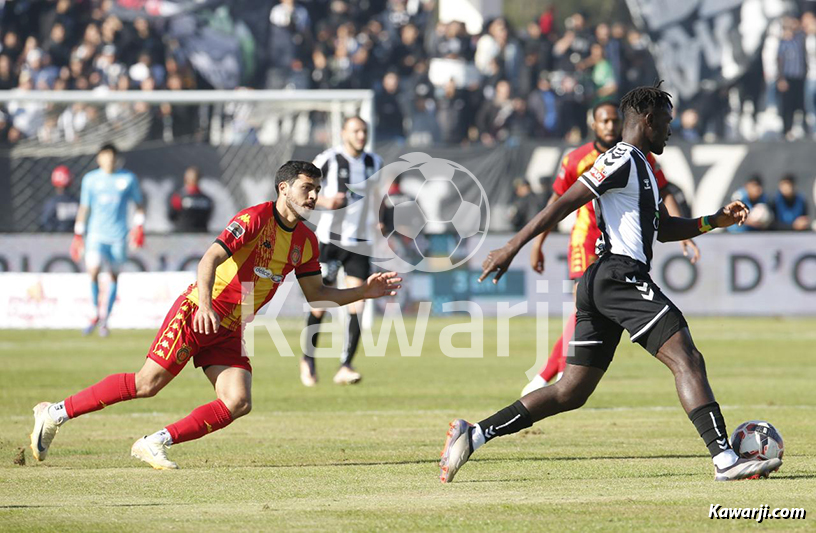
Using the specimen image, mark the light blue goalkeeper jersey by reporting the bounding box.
[79,168,144,243]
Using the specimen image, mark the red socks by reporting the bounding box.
[166,399,233,444]
[538,312,577,381]
[65,373,136,418]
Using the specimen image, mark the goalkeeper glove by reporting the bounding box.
[70,234,84,262]
[130,212,145,249]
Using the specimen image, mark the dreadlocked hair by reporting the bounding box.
[620,81,673,117]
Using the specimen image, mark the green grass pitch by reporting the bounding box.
[1,317,814,531]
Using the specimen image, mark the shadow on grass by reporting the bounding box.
[232,453,705,470]
[0,503,189,509]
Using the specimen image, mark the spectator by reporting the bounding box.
[436,78,469,144]
[376,71,406,142]
[267,0,312,89]
[678,109,701,141]
[41,165,79,232]
[168,166,214,233]
[773,174,810,230]
[433,21,471,60]
[556,73,588,140]
[729,176,772,232]
[159,74,199,140]
[2,31,23,66]
[476,79,513,145]
[505,97,536,142]
[0,55,16,91]
[802,12,816,133]
[527,72,560,138]
[777,16,807,138]
[407,96,441,146]
[518,21,553,95]
[7,71,45,139]
[508,178,545,231]
[595,23,623,88]
[392,23,425,77]
[43,23,72,68]
[475,18,521,89]
[579,43,618,103]
[552,12,592,72]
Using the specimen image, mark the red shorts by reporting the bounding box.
[147,294,252,376]
[568,239,598,280]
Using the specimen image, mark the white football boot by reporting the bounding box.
[333,365,362,385]
[30,402,60,461]
[300,359,317,387]
[131,436,178,470]
[439,419,474,483]
[714,456,782,481]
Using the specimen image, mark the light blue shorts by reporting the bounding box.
[85,239,128,271]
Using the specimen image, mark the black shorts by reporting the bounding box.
[570,254,687,371]
[319,242,371,285]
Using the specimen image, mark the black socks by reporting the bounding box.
[477,400,533,442]
[689,401,731,458]
[341,312,362,367]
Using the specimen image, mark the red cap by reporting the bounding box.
[51,165,72,188]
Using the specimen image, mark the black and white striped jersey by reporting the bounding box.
[312,146,383,246]
[577,141,662,269]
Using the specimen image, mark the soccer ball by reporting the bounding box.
[730,420,784,461]
[388,155,489,272]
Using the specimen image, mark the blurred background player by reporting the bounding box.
[71,144,145,337]
[168,166,214,233]
[40,165,78,232]
[31,161,401,470]
[301,117,383,387]
[522,101,700,395]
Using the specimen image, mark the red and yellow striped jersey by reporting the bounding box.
[554,141,667,278]
[185,202,321,330]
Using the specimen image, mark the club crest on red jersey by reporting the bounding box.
[290,245,302,265]
[175,344,192,365]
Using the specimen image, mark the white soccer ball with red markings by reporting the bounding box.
[730,420,784,461]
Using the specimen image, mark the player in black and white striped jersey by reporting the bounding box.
[302,117,384,387]
[440,84,782,484]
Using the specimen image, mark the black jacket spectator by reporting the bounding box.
[168,167,214,233]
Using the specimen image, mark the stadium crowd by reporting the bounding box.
[3,1,816,146]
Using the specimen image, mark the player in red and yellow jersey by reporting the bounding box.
[29,161,402,469]
[522,102,699,395]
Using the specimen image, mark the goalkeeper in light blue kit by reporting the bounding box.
[71,144,145,337]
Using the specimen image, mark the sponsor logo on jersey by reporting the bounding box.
[254,266,274,279]
[226,221,244,238]
[272,274,284,283]
[590,166,606,183]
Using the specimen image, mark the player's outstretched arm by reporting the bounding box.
[299,272,402,308]
[657,201,749,243]
[661,190,700,264]
[481,183,594,284]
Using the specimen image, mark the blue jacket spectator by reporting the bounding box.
[729,176,772,232]
[773,175,810,230]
